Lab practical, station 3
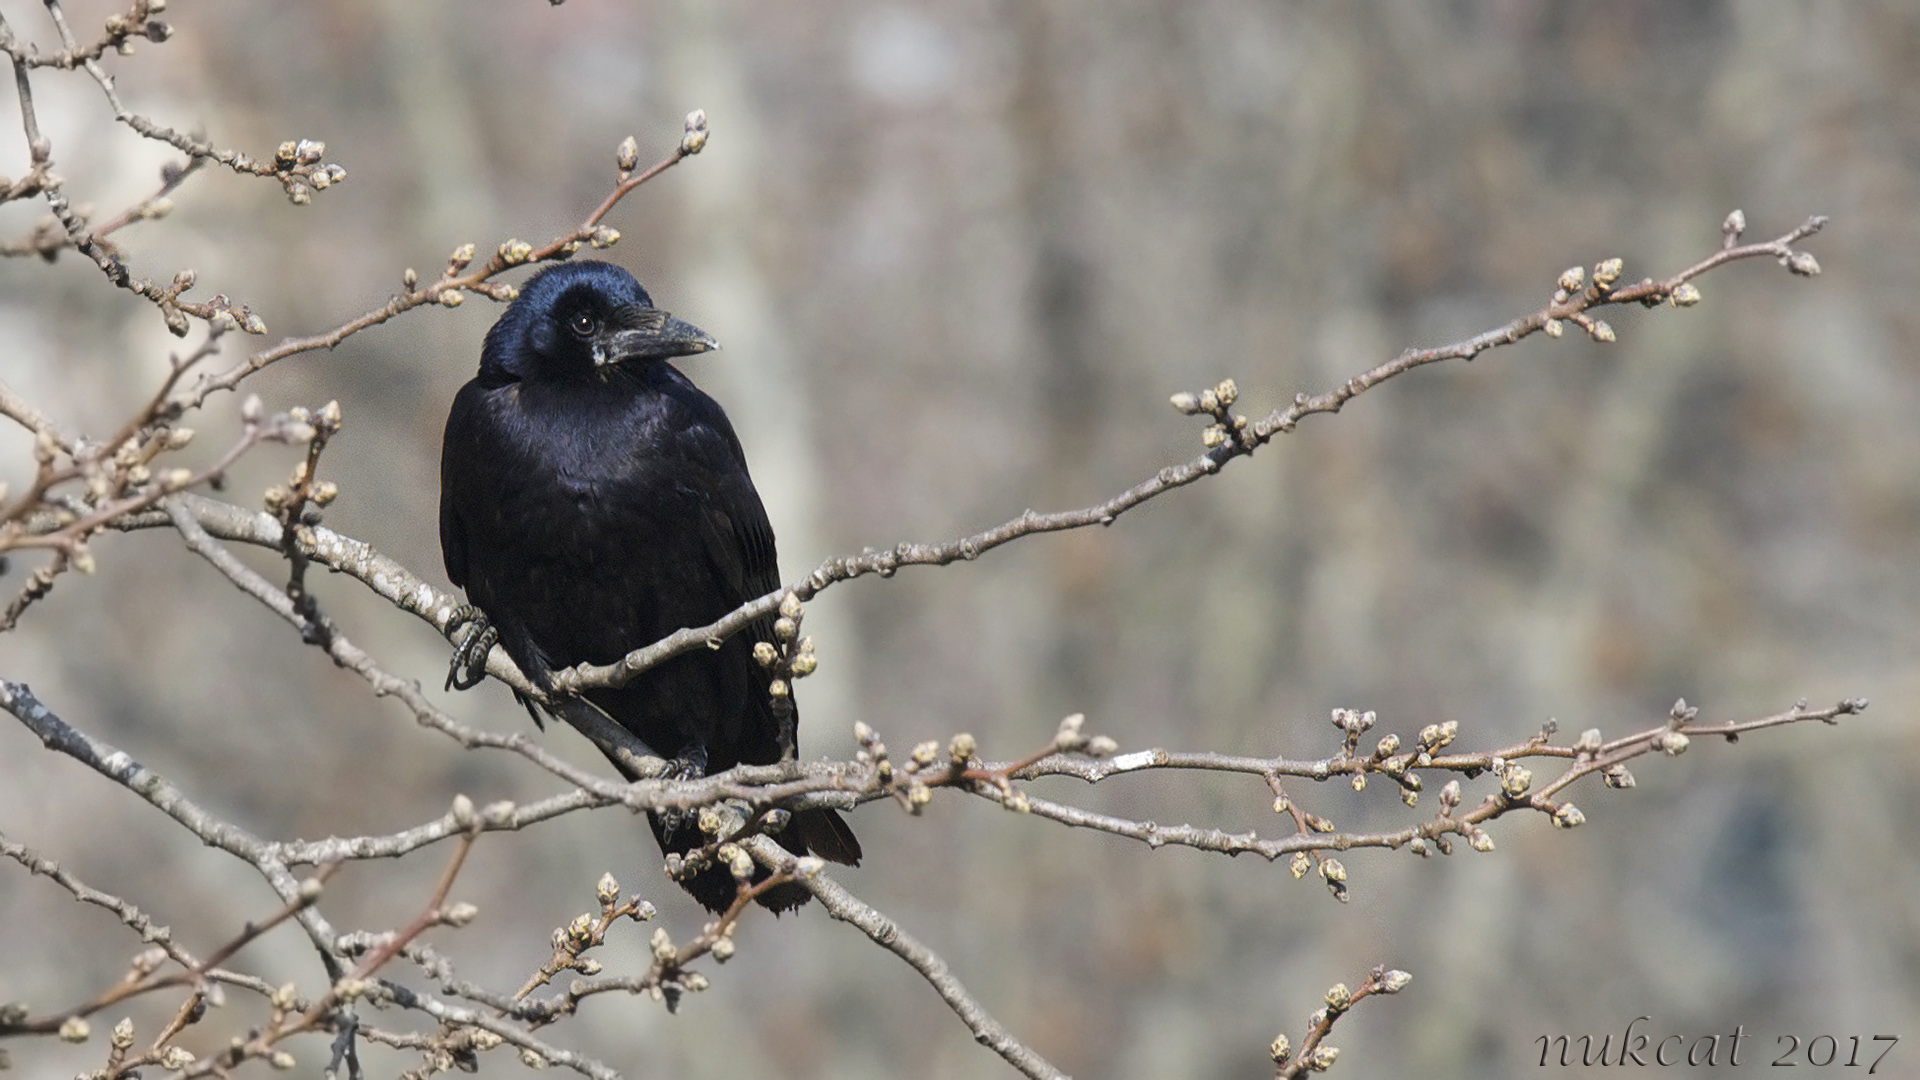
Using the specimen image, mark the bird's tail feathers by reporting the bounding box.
[794,807,862,866]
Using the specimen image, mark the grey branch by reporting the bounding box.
[747,836,1071,1080]
[0,679,346,979]
[95,217,1833,717]
[0,828,203,972]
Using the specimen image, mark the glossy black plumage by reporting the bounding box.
[439,260,857,912]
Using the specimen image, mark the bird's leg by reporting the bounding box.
[444,604,499,691]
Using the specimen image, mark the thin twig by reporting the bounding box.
[179,123,706,409]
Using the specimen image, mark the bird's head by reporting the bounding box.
[478,260,717,384]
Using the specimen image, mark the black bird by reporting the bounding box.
[439,260,859,912]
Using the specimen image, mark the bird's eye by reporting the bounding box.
[566,311,598,339]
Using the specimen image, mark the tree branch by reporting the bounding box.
[747,836,1070,1080]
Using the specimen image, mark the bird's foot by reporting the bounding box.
[652,751,711,839]
[444,605,498,691]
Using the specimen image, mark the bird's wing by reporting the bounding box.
[438,381,486,590]
[662,390,782,605]
[686,444,781,610]
[724,475,783,601]
[669,411,793,757]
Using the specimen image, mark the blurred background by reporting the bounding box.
[2,1,1916,1077]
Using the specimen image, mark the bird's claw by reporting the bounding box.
[652,753,710,837]
[445,605,498,691]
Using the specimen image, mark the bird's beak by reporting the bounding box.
[593,305,719,368]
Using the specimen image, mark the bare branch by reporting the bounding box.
[0,829,203,972]
[0,679,349,995]
[542,214,1830,697]
[84,217,1832,722]
[954,699,1865,875]
[1271,964,1413,1078]
[178,112,709,409]
[750,836,1070,1080]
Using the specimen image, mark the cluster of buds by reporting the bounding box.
[717,842,754,883]
[77,418,197,512]
[1654,730,1691,756]
[947,731,978,771]
[1330,708,1376,782]
[1361,730,1422,806]
[1323,981,1352,1015]
[1319,856,1348,902]
[1330,707,1375,739]
[751,591,819,703]
[1414,720,1458,757]
[1655,697,1697,756]
[710,922,738,963]
[1169,377,1251,452]
[1268,972,1413,1074]
[642,923,716,1011]
[1278,968,1414,1071]
[649,925,677,965]
[161,280,267,338]
[438,900,480,928]
[102,2,173,52]
[201,292,269,337]
[1544,260,1620,343]
[1052,712,1118,757]
[435,242,480,306]
[1498,762,1532,800]
[532,872,654,996]
[497,239,535,267]
[261,400,343,520]
[854,720,893,782]
[272,139,347,205]
[858,720,958,814]
[681,109,710,157]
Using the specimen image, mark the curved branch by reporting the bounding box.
[961,698,1865,870]
[747,836,1069,1080]
[179,120,706,408]
[0,680,346,978]
[544,213,1829,695]
[101,215,1832,710]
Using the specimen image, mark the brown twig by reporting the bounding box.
[1271,964,1413,1078]
[177,112,710,408]
[0,836,333,1038]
